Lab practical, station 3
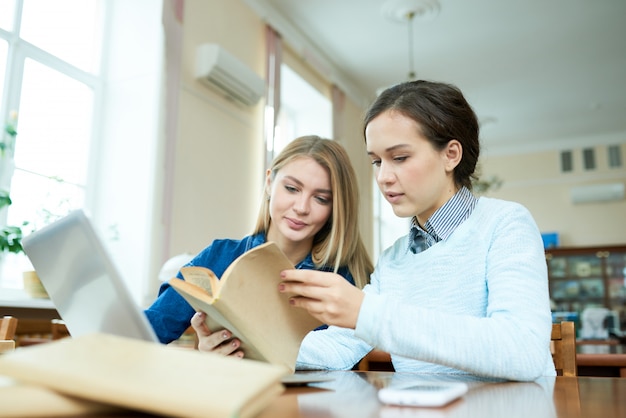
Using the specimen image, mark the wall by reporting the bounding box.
[480,141,626,247]
[168,0,266,256]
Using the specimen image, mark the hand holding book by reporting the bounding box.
[169,242,323,372]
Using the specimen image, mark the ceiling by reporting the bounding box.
[244,0,626,156]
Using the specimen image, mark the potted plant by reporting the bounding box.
[0,189,24,254]
[0,189,48,298]
[0,111,22,254]
[0,111,46,297]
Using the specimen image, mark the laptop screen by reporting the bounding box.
[22,210,158,343]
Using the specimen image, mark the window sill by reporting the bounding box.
[0,288,54,309]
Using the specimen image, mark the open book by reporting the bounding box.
[169,242,323,372]
[0,333,286,418]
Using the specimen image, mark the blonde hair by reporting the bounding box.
[254,135,373,288]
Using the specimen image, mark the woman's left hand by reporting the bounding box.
[278,269,364,329]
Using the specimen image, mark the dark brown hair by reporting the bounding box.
[363,80,480,190]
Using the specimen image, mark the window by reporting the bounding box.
[0,0,103,288]
[373,182,410,260]
[272,63,331,157]
[1,2,164,305]
[1,2,166,304]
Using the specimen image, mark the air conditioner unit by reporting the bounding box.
[570,182,625,204]
[195,43,265,106]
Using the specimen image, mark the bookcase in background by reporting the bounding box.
[546,245,626,333]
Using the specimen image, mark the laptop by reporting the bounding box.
[21,209,159,343]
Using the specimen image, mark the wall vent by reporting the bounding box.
[583,148,596,170]
[608,145,622,168]
[560,150,573,173]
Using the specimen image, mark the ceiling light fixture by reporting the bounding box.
[382,0,440,81]
[406,11,417,80]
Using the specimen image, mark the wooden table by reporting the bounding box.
[256,371,626,418]
[1,369,623,417]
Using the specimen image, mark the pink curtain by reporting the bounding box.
[264,25,282,170]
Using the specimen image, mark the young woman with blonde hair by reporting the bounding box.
[146,135,373,354]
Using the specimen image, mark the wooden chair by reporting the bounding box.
[0,316,18,354]
[358,349,393,371]
[0,316,18,340]
[358,322,579,376]
[551,321,577,377]
[16,318,71,347]
[51,319,70,340]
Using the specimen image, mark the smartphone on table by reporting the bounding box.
[378,382,468,407]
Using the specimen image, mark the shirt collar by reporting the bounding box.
[408,187,478,253]
[426,186,478,240]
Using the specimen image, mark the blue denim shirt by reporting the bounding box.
[145,232,354,343]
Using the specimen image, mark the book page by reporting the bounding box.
[179,266,220,299]
[214,242,323,370]
[169,277,266,362]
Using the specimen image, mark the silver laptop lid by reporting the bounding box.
[22,209,158,342]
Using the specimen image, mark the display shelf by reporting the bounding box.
[547,245,626,332]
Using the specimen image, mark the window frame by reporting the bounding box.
[0,1,104,289]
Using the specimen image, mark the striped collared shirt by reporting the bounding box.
[408,186,478,254]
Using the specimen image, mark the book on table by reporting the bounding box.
[0,333,286,418]
[169,241,323,373]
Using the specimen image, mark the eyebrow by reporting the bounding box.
[367,143,411,156]
[283,175,332,195]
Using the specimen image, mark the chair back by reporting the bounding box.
[551,321,577,376]
[0,316,18,340]
[358,349,393,371]
[0,316,18,354]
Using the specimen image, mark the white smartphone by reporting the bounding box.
[378,382,468,407]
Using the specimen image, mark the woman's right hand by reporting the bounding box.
[190,311,244,358]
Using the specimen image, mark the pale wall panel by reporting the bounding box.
[480,141,626,247]
[168,0,265,257]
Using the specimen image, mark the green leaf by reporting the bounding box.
[0,225,24,254]
[0,190,11,210]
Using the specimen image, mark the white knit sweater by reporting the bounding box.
[297,197,556,381]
